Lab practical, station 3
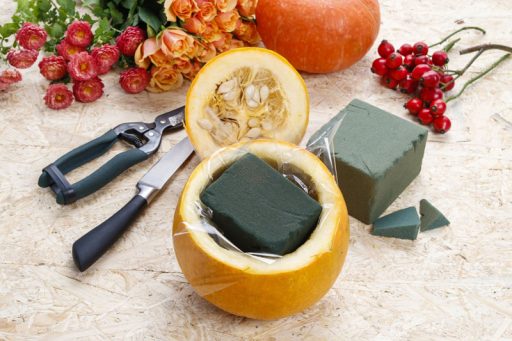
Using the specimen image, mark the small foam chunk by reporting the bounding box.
[420,199,450,231]
[200,153,322,255]
[372,207,420,240]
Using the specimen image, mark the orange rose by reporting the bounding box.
[215,0,236,13]
[215,10,240,32]
[196,42,217,63]
[147,65,184,92]
[212,32,232,53]
[229,39,245,49]
[134,38,159,69]
[234,20,260,45]
[237,0,257,17]
[183,60,202,80]
[183,16,206,34]
[160,29,195,58]
[196,0,217,22]
[174,57,193,74]
[202,21,223,43]
[164,0,199,22]
[150,50,174,67]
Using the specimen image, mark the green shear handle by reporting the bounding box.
[38,130,149,205]
[38,106,185,205]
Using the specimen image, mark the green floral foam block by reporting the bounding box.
[200,153,322,255]
[308,99,428,224]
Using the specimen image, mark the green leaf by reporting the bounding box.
[107,3,125,26]
[0,23,20,38]
[37,0,52,14]
[46,23,65,39]
[138,6,162,32]
[56,0,76,15]
[122,0,138,10]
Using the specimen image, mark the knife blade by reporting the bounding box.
[72,137,195,271]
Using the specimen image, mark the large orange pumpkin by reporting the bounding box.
[255,0,381,73]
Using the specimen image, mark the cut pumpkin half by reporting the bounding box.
[185,47,309,159]
[173,140,349,320]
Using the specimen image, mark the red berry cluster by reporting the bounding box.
[5,21,151,110]
[371,40,453,134]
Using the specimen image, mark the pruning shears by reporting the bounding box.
[38,106,185,205]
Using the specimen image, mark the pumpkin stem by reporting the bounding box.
[445,53,510,103]
[429,26,486,48]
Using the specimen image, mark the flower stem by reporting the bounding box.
[443,38,461,52]
[445,54,510,103]
[429,26,486,48]
[460,44,512,55]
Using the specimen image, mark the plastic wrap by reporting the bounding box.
[172,139,349,320]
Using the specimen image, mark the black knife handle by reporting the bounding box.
[72,195,148,271]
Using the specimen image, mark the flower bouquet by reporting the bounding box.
[0,0,260,109]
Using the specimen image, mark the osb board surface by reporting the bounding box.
[0,0,511,340]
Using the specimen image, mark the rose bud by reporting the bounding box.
[160,29,195,58]
[164,0,200,22]
[174,57,193,74]
[7,49,38,69]
[229,38,245,49]
[68,52,98,81]
[0,69,22,84]
[65,21,93,48]
[182,60,202,81]
[196,42,217,63]
[213,32,232,53]
[38,55,67,81]
[44,84,74,110]
[183,16,207,35]
[116,26,146,57]
[215,10,240,32]
[147,65,184,92]
[91,44,120,75]
[119,67,150,94]
[73,77,104,103]
[16,23,48,50]
[234,20,260,45]
[196,0,217,22]
[215,0,237,13]
[134,37,159,69]
[164,0,199,22]
[56,40,85,61]
[237,0,257,17]
[202,20,223,43]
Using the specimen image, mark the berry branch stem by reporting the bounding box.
[445,53,510,103]
[429,26,486,48]
[460,44,512,55]
[443,38,461,52]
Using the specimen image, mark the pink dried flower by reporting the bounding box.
[116,26,146,57]
[73,77,104,103]
[67,52,97,81]
[7,49,38,69]
[38,55,67,81]
[0,81,10,91]
[0,69,22,84]
[16,23,48,50]
[91,44,120,75]
[119,67,150,94]
[56,40,86,61]
[65,21,93,48]
[44,84,74,110]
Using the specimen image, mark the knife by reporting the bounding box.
[72,137,195,271]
